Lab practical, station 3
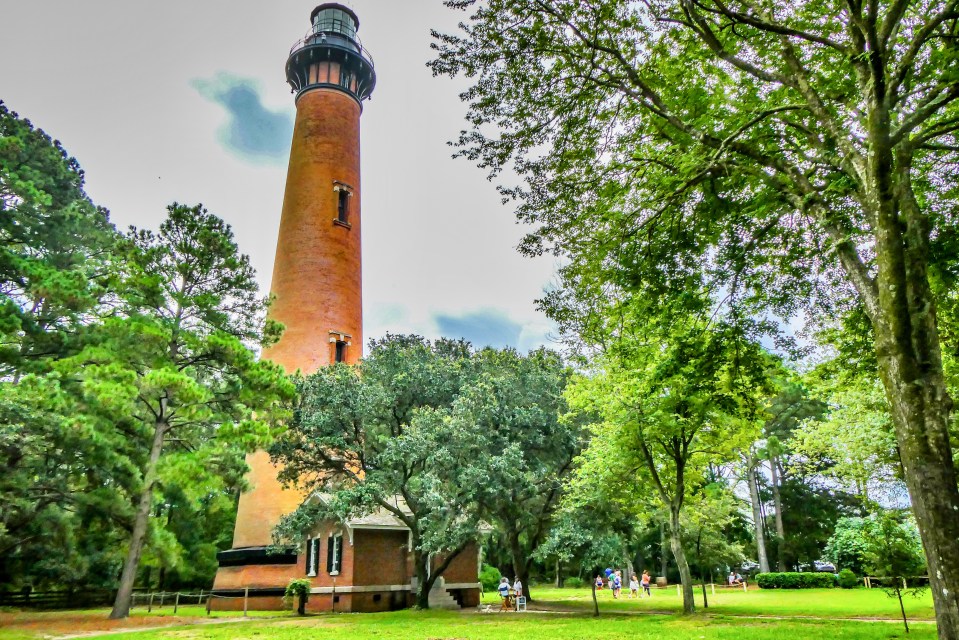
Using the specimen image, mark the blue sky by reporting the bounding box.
[192,73,294,163]
[0,1,558,354]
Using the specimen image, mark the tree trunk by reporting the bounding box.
[879,357,959,639]
[747,456,770,574]
[591,578,599,617]
[507,529,530,599]
[555,559,562,588]
[898,589,910,634]
[413,544,468,609]
[669,508,695,614]
[769,454,786,572]
[110,421,166,619]
[414,551,431,609]
[856,110,959,640]
[659,521,668,578]
[843,102,959,640]
[695,530,707,608]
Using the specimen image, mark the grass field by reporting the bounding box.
[512,586,936,620]
[0,587,937,640]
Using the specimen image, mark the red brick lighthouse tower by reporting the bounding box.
[212,3,376,606]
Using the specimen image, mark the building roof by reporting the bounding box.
[311,493,411,530]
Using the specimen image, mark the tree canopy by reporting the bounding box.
[432,2,959,634]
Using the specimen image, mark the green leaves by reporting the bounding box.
[1,105,293,597]
[272,337,576,603]
[0,102,116,377]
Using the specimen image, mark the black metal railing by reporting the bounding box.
[289,29,374,69]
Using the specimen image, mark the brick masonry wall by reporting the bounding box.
[352,529,409,586]
[442,542,481,584]
[229,86,363,551]
[209,595,286,612]
[212,563,304,591]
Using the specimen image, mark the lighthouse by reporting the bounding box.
[212,3,376,605]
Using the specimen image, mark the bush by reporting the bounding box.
[756,572,837,589]
[479,564,502,593]
[838,568,859,589]
[565,577,584,588]
[285,578,312,615]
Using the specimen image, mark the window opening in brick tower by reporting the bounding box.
[335,340,347,363]
[337,188,350,225]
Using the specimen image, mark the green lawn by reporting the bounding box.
[510,586,936,620]
[3,609,935,640]
[0,588,937,640]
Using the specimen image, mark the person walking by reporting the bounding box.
[628,574,639,598]
[498,577,512,611]
[641,570,651,597]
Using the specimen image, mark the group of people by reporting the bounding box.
[728,571,746,586]
[497,576,524,610]
[595,569,652,598]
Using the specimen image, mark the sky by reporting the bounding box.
[0,1,559,353]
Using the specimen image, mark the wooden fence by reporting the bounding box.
[0,589,118,609]
[863,576,929,589]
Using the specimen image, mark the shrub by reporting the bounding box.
[756,572,837,589]
[565,577,584,588]
[285,578,312,615]
[479,564,502,593]
[838,568,859,589]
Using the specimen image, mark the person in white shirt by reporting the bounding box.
[513,577,523,599]
[498,577,512,610]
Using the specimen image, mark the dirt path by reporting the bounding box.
[50,616,257,639]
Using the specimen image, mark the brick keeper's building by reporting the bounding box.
[210,4,481,613]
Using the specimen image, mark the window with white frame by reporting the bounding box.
[326,532,343,575]
[305,537,320,576]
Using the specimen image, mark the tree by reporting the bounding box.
[1,102,133,593]
[458,347,581,600]
[762,381,828,570]
[536,507,631,617]
[565,312,770,613]
[271,335,482,609]
[825,517,875,576]
[432,2,959,634]
[682,480,747,607]
[744,451,771,574]
[59,204,293,619]
[862,511,928,633]
[775,475,861,570]
[0,374,137,591]
[0,101,116,377]
[793,373,904,507]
